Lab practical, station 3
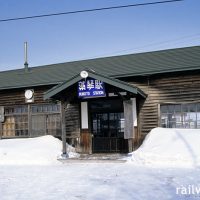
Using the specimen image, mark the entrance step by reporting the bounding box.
[58,153,128,163]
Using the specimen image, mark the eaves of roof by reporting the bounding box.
[44,70,147,100]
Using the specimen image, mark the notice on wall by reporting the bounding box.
[78,78,106,98]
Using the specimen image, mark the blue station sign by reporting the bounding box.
[78,78,106,98]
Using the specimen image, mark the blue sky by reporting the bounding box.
[0,0,199,71]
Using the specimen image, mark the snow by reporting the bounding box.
[129,128,200,167]
[0,135,79,165]
[1,129,200,199]
[0,164,200,200]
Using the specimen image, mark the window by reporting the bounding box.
[31,104,60,113]
[2,106,28,137]
[160,103,200,129]
[2,103,61,137]
[31,104,61,137]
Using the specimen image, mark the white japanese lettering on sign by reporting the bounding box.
[78,78,105,98]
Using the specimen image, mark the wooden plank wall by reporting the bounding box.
[65,103,81,150]
[128,71,200,142]
[65,103,80,138]
[0,85,57,138]
[80,129,91,154]
[0,85,53,106]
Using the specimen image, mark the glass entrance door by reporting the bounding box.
[92,112,127,153]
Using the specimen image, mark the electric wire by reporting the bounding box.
[0,0,183,23]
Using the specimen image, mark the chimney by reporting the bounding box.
[24,42,28,72]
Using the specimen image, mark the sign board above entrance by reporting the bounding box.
[78,78,106,98]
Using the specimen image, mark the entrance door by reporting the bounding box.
[91,112,128,153]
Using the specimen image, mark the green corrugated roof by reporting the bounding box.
[44,70,147,100]
[0,45,200,90]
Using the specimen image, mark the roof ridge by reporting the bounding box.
[0,45,200,90]
[1,45,200,74]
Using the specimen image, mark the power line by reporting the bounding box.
[78,33,200,60]
[106,33,200,54]
[0,0,183,23]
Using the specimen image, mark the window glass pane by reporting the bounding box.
[169,113,176,128]
[183,113,190,121]
[52,105,58,112]
[38,105,43,112]
[190,121,196,129]
[22,106,28,113]
[174,113,182,128]
[5,107,14,114]
[197,104,200,112]
[49,105,53,112]
[197,121,200,128]
[174,105,181,112]
[119,114,125,134]
[161,114,168,128]
[161,105,168,113]
[182,104,189,112]
[110,113,114,120]
[189,104,196,112]
[190,112,196,121]
[182,121,190,128]
[2,116,15,136]
[174,113,181,122]
[43,105,48,112]
[168,105,175,113]
[14,107,21,113]
[197,113,200,120]
[32,106,37,113]
[167,113,174,122]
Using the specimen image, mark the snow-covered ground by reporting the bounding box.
[0,128,200,200]
[0,164,200,200]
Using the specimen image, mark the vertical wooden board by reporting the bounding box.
[123,100,134,139]
[80,130,91,154]
[65,103,80,138]
[61,101,67,155]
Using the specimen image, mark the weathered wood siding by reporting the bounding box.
[65,103,81,151]
[80,129,92,154]
[0,85,53,106]
[127,71,200,139]
[0,85,61,139]
[65,103,80,138]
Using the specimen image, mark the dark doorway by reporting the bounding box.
[90,99,128,153]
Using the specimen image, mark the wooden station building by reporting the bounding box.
[0,45,200,154]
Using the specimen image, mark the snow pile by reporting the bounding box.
[130,128,200,167]
[0,135,79,165]
[66,143,80,159]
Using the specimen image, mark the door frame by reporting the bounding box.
[89,98,128,153]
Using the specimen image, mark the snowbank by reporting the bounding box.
[0,135,79,165]
[129,128,200,167]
